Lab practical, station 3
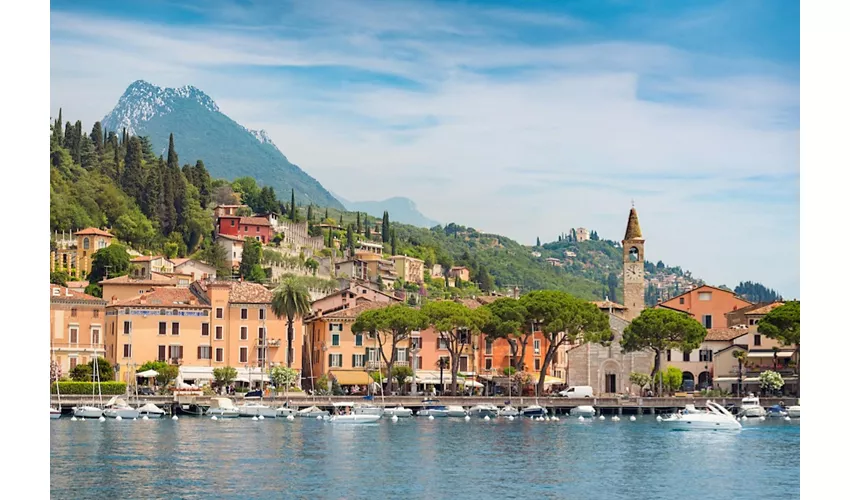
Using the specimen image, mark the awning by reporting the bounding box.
[528,373,566,385]
[463,380,484,388]
[179,367,214,380]
[330,370,372,385]
[136,369,159,378]
[745,351,795,358]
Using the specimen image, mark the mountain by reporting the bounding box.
[333,193,441,228]
[101,80,344,209]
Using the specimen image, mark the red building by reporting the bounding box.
[216,215,273,244]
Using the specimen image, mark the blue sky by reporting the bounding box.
[50,0,800,298]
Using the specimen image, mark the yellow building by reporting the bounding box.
[50,284,108,379]
[392,255,425,284]
[50,228,114,279]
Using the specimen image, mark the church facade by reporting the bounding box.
[564,206,653,395]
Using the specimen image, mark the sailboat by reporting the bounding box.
[50,346,62,419]
[499,369,519,417]
[73,357,105,419]
[237,318,276,418]
[520,374,547,417]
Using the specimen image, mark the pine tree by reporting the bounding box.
[382,211,390,243]
[167,133,179,171]
[346,224,355,256]
[91,122,104,153]
[79,133,98,170]
[121,136,145,204]
[536,236,541,247]
[356,212,362,234]
[290,189,296,221]
[324,207,329,221]
[53,108,63,145]
[391,229,397,255]
[365,217,371,239]
[307,204,313,222]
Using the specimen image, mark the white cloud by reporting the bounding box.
[49,1,800,297]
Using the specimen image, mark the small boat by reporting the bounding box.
[787,405,800,418]
[570,405,596,418]
[469,404,499,418]
[73,405,104,419]
[498,405,519,417]
[176,403,206,416]
[418,399,449,417]
[328,403,381,424]
[50,408,62,419]
[104,396,141,419]
[766,404,788,418]
[446,405,468,418]
[237,402,277,418]
[205,397,240,418]
[276,406,297,418]
[297,405,330,418]
[739,394,766,417]
[383,406,414,418]
[353,403,384,416]
[660,401,742,431]
[137,403,166,419]
[521,405,547,417]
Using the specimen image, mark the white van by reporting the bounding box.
[559,386,593,398]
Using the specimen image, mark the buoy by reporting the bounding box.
[211,416,218,421]
[612,416,620,422]
[252,416,258,421]
[258,415,265,420]
[71,416,77,421]
[742,415,748,421]
[784,416,791,422]
[545,416,551,421]
[629,416,636,422]
[171,415,178,420]
[484,416,491,421]
[656,415,662,422]
[599,415,605,421]
[99,416,106,422]
[428,415,435,420]
[578,416,584,421]
[759,416,766,421]
[316,415,322,420]
[508,416,514,421]
[133,417,137,421]
[286,415,294,421]
[142,415,149,420]
[464,415,470,421]
[115,416,123,421]
[391,415,399,422]
[552,416,560,421]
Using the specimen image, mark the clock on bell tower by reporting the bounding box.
[622,206,645,322]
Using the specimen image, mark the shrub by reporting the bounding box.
[51,382,127,395]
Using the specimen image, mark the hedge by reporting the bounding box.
[51,382,127,395]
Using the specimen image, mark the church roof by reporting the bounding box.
[623,207,643,240]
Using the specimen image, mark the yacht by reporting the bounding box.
[739,394,767,417]
[570,405,596,418]
[417,399,449,417]
[205,397,240,418]
[328,403,381,424]
[469,404,499,418]
[446,405,468,418]
[237,401,277,418]
[137,403,166,419]
[103,396,141,419]
[297,405,330,418]
[521,405,547,417]
[276,405,297,418]
[787,404,800,418]
[498,405,519,417]
[353,403,384,416]
[383,405,414,418]
[660,401,742,431]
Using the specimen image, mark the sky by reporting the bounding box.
[49,0,800,298]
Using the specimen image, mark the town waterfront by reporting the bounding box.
[50,417,799,499]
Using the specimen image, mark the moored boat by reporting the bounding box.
[104,396,141,419]
[328,402,381,424]
[739,394,766,417]
[418,399,449,417]
[50,408,62,419]
[570,405,596,418]
[660,401,742,431]
[383,406,414,418]
[521,405,547,417]
[297,405,330,418]
[498,405,519,417]
[205,397,240,418]
[787,405,800,418]
[469,404,498,418]
[137,403,166,419]
[353,403,384,416]
[237,402,277,418]
[446,405,468,417]
[766,404,788,418]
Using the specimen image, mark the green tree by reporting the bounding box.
[213,366,238,387]
[307,204,313,222]
[621,308,707,392]
[365,215,371,239]
[240,237,263,278]
[113,209,156,249]
[356,212,362,234]
[290,189,296,221]
[89,357,115,382]
[271,276,313,367]
[655,366,683,395]
[70,364,92,382]
[88,243,131,283]
[156,364,179,387]
[732,350,748,397]
[305,258,319,276]
[392,365,414,395]
[120,136,145,203]
[758,301,800,347]
[347,224,355,256]
[422,300,490,395]
[382,211,390,243]
[476,264,494,293]
[536,237,541,247]
[606,272,618,302]
[629,372,651,393]
[270,366,299,394]
[482,297,529,370]
[51,271,70,286]
[391,229,397,255]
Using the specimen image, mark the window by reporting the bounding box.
[240,326,248,340]
[332,333,340,346]
[123,344,132,358]
[534,358,541,371]
[459,329,469,344]
[123,321,131,335]
[683,351,691,362]
[485,358,492,370]
[666,349,672,362]
[258,327,266,342]
[534,339,541,355]
[83,237,90,250]
[215,348,224,362]
[216,308,223,319]
[699,349,713,362]
[329,353,343,368]
[230,219,235,226]
[158,345,166,361]
[172,322,180,336]
[198,346,211,360]
[241,308,248,320]
[202,323,209,337]
[239,347,248,363]
[754,334,761,346]
[397,348,408,362]
[93,310,99,318]
[215,326,223,340]
[352,354,366,367]
[415,356,423,370]
[159,322,167,336]
[679,297,685,304]
[411,337,422,350]
[169,345,183,360]
[69,327,78,344]
[71,308,77,317]
[438,338,448,350]
[459,356,468,372]
[69,357,77,370]
[259,308,265,320]
[91,329,100,345]
[749,318,756,326]
[698,292,712,301]
[329,323,343,332]
[258,348,267,365]
[702,315,712,329]
[485,338,493,355]
[160,309,167,316]
[355,334,363,347]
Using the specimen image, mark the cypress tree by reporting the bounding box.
[390,229,397,255]
[356,212,362,234]
[307,204,313,222]
[365,215,371,239]
[194,160,212,209]
[167,133,179,171]
[340,213,344,226]
[346,224,355,256]
[324,207,328,221]
[55,108,63,145]
[91,122,104,152]
[79,133,98,170]
[381,211,390,243]
[121,136,145,203]
[536,236,540,247]
[63,122,74,151]
[113,142,121,180]
[290,189,296,221]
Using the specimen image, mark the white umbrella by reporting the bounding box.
[137,369,159,378]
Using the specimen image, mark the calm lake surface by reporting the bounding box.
[50,416,799,499]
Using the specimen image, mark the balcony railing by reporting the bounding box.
[169,358,183,365]
[52,343,106,351]
[257,338,282,347]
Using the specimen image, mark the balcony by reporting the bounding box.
[52,343,106,352]
[257,338,282,347]
[169,358,183,365]
[366,360,385,370]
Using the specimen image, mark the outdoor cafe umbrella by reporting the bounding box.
[136,369,159,378]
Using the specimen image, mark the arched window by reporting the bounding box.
[83,237,90,250]
[628,246,639,262]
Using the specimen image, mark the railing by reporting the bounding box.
[51,343,106,351]
[257,339,282,347]
[169,358,183,365]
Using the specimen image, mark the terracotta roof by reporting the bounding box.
[239,216,271,226]
[593,300,627,310]
[320,301,388,319]
[660,284,752,307]
[216,234,245,242]
[74,227,114,237]
[455,298,483,309]
[49,285,105,303]
[704,328,748,341]
[112,287,207,308]
[228,281,274,303]
[623,207,643,240]
[169,258,190,266]
[99,274,177,286]
[746,302,785,316]
[65,280,90,288]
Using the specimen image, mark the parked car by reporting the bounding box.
[558,386,594,398]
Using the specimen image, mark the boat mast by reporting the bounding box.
[52,344,61,408]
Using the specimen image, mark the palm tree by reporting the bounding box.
[272,276,312,368]
[732,350,748,397]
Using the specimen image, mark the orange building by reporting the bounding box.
[50,285,108,379]
[101,273,180,301]
[657,285,752,329]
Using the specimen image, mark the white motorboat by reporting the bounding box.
[418,400,449,417]
[276,406,297,418]
[739,394,766,417]
[137,403,166,419]
[383,406,414,418]
[237,402,277,418]
[104,396,141,419]
[50,408,62,419]
[446,405,468,418]
[570,405,596,418]
[787,405,800,418]
[498,405,519,417]
[660,401,742,431]
[353,403,384,416]
[521,405,547,417]
[328,403,381,424]
[297,405,330,418]
[683,404,704,414]
[469,404,499,418]
[73,405,104,419]
[205,397,240,418]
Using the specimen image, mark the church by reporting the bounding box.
[564,206,654,395]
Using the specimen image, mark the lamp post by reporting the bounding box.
[410,344,420,396]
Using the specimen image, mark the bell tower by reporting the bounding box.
[622,205,645,321]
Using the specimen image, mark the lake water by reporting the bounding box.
[50,415,799,499]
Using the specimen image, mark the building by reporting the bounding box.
[169,258,217,282]
[357,240,385,255]
[216,234,245,270]
[356,252,399,287]
[431,264,445,278]
[260,214,324,252]
[622,207,645,322]
[216,215,273,244]
[50,285,108,379]
[575,228,589,242]
[448,266,470,282]
[100,273,180,301]
[391,255,425,284]
[130,255,174,279]
[213,204,249,219]
[661,327,745,392]
[544,258,562,267]
[50,227,115,280]
[657,285,753,329]
[592,299,629,320]
[335,259,369,281]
